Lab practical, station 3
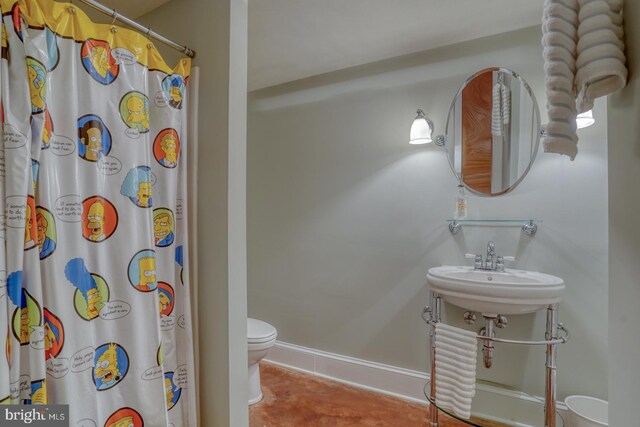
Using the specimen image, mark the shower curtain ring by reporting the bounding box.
[111,10,118,25]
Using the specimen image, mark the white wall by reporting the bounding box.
[248,27,608,403]
[607,2,640,424]
[141,1,248,426]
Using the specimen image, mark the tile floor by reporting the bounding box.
[249,362,507,427]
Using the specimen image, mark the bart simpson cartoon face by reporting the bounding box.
[139,257,156,289]
[31,382,46,405]
[169,85,182,104]
[82,126,103,161]
[37,213,47,249]
[44,321,55,352]
[86,287,102,319]
[158,291,171,315]
[24,203,33,245]
[165,377,174,407]
[109,416,134,427]
[95,344,120,386]
[87,202,105,240]
[89,46,110,79]
[27,65,45,110]
[160,134,178,163]
[126,97,149,129]
[137,182,152,207]
[154,214,172,243]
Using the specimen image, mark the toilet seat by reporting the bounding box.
[248,318,277,344]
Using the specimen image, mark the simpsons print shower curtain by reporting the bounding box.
[0,0,196,425]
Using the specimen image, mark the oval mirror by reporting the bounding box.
[444,67,540,196]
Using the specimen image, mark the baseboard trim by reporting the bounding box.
[265,341,568,427]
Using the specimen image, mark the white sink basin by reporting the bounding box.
[426,266,564,315]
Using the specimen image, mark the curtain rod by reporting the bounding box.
[72,0,196,58]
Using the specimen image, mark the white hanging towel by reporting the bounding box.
[575,0,627,113]
[542,0,580,160]
[434,323,478,420]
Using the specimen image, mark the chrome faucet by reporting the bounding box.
[465,241,514,272]
[485,241,496,270]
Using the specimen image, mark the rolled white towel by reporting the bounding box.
[501,83,510,125]
[577,28,624,52]
[547,105,578,122]
[542,30,579,50]
[543,46,577,68]
[434,323,478,339]
[577,43,625,68]
[544,136,579,160]
[547,0,579,12]
[492,83,503,136]
[546,121,578,137]
[435,395,472,420]
[578,14,624,39]
[546,90,578,110]
[579,0,611,20]
[543,16,578,36]
[545,61,575,80]
[544,1,579,19]
[575,57,627,112]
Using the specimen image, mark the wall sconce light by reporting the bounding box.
[576,110,595,130]
[409,109,445,146]
[409,109,434,144]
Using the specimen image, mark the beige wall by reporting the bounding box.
[607,2,640,424]
[248,26,608,403]
[141,1,248,426]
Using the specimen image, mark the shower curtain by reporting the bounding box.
[0,0,196,426]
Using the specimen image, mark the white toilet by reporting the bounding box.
[247,318,277,404]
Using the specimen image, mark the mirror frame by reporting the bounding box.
[443,67,541,197]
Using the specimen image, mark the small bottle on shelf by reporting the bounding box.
[454,184,468,220]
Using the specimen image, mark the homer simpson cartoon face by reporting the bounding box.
[36,213,47,250]
[89,45,110,79]
[138,257,156,290]
[95,344,120,387]
[126,96,149,130]
[86,287,102,319]
[109,416,134,427]
[137,182,152,207]
[81,123,103,161]
[158,291,170,315]
[154,214,172,244]
[87,202,105,241]
[165,377,174,408]
[19,307,30,344]
[27,64,45,111]
[169,85,182,104]
[160,134,178,163]
[24,203,34,245]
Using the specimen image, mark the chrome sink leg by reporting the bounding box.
[545,304,559,427]
[428,291,441,427]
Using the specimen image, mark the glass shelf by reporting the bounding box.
[423,381,566,427]
[446,219,542,235]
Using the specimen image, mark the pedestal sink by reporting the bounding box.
[426,265,564,315]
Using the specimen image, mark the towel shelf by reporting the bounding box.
[446,219,542,235]
[422,291,568,427]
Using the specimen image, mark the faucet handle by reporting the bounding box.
[465,254,483,269]
[496,255,515,271]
